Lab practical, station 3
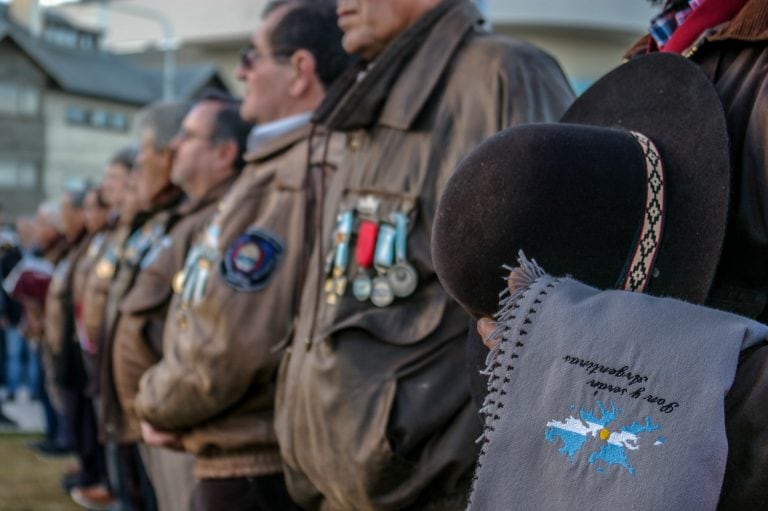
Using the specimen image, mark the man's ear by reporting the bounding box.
[288,48,318,97]
[217,140,239,171]
[160,147,175,171]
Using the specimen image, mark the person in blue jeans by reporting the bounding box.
[0,229,36,402]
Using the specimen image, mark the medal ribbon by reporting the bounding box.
[394,212,409,262]
[333,211,354,275]
[356,220,379,269]
[374,224,396,269]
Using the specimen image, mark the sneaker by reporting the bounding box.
[28,439,74,458]
[60,470,81,493]
[70,485,116,511]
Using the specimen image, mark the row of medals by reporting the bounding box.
[95,222,164,281]
[326,197,418,307]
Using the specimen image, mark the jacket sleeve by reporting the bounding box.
[719,342,768,509]
[496,40,575,128]
[742,69,768,255]
[134,265,292,431]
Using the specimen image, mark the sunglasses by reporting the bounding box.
[239,46,292,70]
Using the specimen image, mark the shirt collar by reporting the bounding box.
[246,112,312,152]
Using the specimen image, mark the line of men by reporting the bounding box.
[12,0,768,509]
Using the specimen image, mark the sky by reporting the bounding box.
[0,0,82,5]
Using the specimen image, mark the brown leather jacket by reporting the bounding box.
[274,1,574,509]
[84,219,134,398]
[135,124,343,479]
[74,230,111,350]
[81,225,120,349]
[99,193,183,442]
[44,232,89,390]
[626,2,768,509]
[111,177,234,443]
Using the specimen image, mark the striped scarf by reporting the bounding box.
[650,0,705,47]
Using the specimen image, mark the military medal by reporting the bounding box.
[371,276,395,307]
[352,219,378,301]
[193,258,212,303]
[388,212,418,297]
[389,263,418,297]
[95,258,116,280]
[371,223,396,307]
[172,270,185,294]
[327,210,354,304]
[181,259,198,304]
[95,242,118,280]
[352,272,372,301]
[87,232,106,258]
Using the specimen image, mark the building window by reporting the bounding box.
[65,105,88,125]
[90,109,108,128]
[65,104,129,132]
[0,160,37,189]
[44,25,100,51]
[108,112,128,131]
[0,83,40,116]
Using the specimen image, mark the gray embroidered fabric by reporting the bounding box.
[469,265,768,511]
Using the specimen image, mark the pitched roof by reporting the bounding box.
[0,12,228,105]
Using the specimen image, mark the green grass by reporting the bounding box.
[0,434,81,511]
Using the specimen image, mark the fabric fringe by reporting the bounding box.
[476,251,547,443]
[481,251,546,366]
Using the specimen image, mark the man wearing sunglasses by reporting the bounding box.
[133,1,351,510]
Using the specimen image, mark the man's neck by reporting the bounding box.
[186,171,235,202]
[147,183,181,210]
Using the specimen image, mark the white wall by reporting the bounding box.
[487,0,657,32]
[43,91,137,199]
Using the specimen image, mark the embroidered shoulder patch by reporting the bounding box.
[219,229,283,291]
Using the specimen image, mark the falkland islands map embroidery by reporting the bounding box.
[544,401,664,475]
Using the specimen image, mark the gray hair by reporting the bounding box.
[63,181,92,208]
[110,144,138,170]
[134,101,193,151]
[37,201,62,231]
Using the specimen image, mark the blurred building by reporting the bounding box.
[1,0,661,217]
[55,0,659,96]
[0,0,229,218]
[486,0,657,93]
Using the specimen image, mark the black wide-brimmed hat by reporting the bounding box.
[432,53,730,318]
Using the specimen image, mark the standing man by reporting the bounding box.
[134,2,350,510]
[275,0,574,509]
[99,101,188,510]
[625,1,768,508]
[45,187,116,509]
[113,96,249,511]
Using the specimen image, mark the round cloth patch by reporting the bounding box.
[220,229,283,291]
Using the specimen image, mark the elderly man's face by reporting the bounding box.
[135,128,172,206]
[336,0,427,60]
[59,193,84,239]
[33,214,58,249]
[102,162,129,209]
[83,190,108,234]
[169,101,221,196]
